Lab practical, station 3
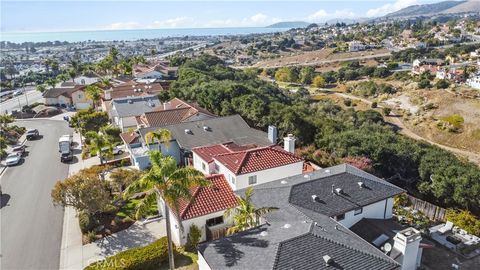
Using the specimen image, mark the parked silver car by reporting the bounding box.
[12,145,25,156]
[5,153,22,166]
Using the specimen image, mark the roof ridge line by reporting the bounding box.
[179,187,201,219]
[235,151,249,174]
[310,233,399,266]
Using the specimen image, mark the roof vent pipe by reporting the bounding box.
[323,255,333,266]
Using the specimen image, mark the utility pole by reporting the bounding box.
[23,83,29,106]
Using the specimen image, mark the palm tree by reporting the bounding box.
[84,85,103,109]
[46,78,58,89]
[68,68,77,83]
[36,84,46,93]
[123,151,209,270]
[85,131,112,166]
[224,187,278,235]
[145,128,172,152]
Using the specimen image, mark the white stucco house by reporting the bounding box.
[198,164,423,270]
[466,75,480,90]
[192,142,304,191]
[42,85,93,109]
[160,174,238,246]
[128,115,272,170]
[109,95,161,131]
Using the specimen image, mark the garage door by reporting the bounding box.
[75,103,91,109]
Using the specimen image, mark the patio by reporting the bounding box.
[429,223,480,258]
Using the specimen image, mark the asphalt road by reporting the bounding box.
[1,90,44,114]
[0,119,71,269]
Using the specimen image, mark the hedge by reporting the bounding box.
[85,237,172,270]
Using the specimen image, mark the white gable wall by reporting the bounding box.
[198,252,212,270]
[337,197,394,228]
[167,208,232,246]
[214,160,304,191]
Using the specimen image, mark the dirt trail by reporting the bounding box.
[329,91,480,165]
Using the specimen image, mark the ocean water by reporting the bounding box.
[1,27,289,43]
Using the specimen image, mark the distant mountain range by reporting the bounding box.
[266,18,368,28]
[384,0,480,18]
[266,0,479,29]
[266,21,311,28]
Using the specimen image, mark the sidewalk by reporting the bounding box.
[59,132,165,269]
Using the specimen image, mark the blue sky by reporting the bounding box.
[1,0,441,32]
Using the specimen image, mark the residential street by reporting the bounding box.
[0,119,71,270]
[0,89,43,114]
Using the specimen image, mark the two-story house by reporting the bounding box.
[109,95,161,131]
[192,142,304,191]
[198,164,423,270]
[163,174,239,246]
[42,85,93,109]
[128,115,272,170]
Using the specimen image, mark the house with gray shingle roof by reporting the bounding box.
[110,95,161,131]
[126,115,272,170]
[198,164,424,270]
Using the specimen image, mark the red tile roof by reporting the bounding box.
[107,81,164,100]
[192,143,258,163]
[120,131,140,144]
[176,174,238,220]
[214,145,303,175]
[137,98,215,128]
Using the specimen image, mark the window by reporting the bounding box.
[206,216,224,227]
[336,213,345,221]
[248,175,257,185]
[229,174,235,185]
[202,162,206,171]
[354,208,363,216]
[214,162,220,173]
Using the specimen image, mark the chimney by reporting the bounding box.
[283,134,295,153]
[163,101,171,110]
[393,228,422,270]
[268,125,277,144]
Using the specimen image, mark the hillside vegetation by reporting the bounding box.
[168,55,480,214]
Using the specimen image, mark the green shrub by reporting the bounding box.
[446,210,480,236]
[435,79,450,89]
[441,114,464,129]
[343,98,352,106]
[85,237,172,270]
[79,212,94,233]
[371,101,378,108]
[86,231,97,243]
[382,107,391,116]
[418,79,431,89]
[186,224,202,252]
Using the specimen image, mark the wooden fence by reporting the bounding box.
[407,195,447,222]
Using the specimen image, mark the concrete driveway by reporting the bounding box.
[0,119,72,269]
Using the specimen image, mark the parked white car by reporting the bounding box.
[5,153,22,166]
[100,146,124,156]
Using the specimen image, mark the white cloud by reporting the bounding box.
[307,9,356,22]
[105,13,282,30]
[205,13,281,27]
[250,13,268,24]
[366,0,418,17]
[107,22,142,30]
[149,16,195,28]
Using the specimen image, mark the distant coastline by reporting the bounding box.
[1,27,290,43]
